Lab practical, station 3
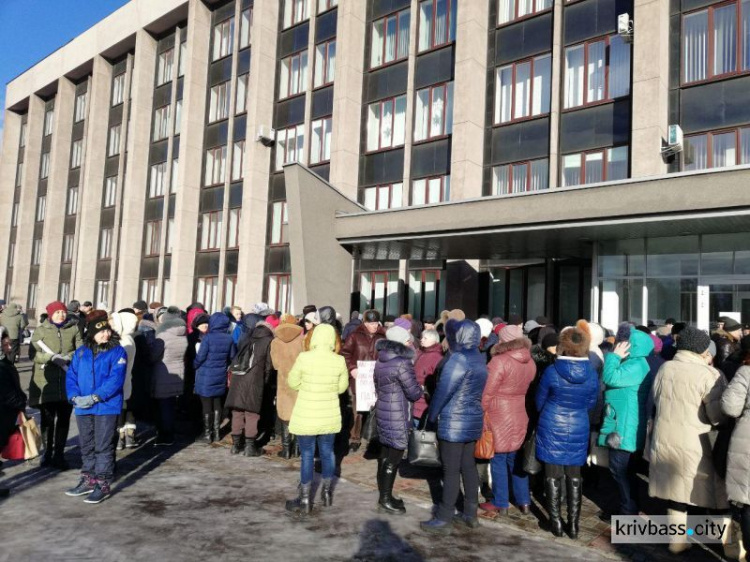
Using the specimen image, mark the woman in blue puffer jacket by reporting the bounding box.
[194,312,236,444]
[535,322,599,539]
[421,318,488,535]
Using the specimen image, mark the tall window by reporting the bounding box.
[414,82,454,142]
[157,48,174,86]
[7,243,14,268]
[112,73,126,106]
[28,283,38,311]
[564,35,631,109]
[62,234,74,263]
[150,162,167,197]
[167,218,175,254]
[236,74,248,114]
[104,176,117,207]
[213,18,235,61]
[67,187,79,216]
[71,139,83,169]
[200,211,223,250]
[144,221,161,256]
[209,81,231,122]
[43,109,54,136]
[283,0,310,28]
[367,95,407,151]
[232,141,245,181]
[359,271,399,317]
[153,105,171,140]
[495,54,551,124]
[35,196,46,222]
[228,208,241,248]
[280,51,309,99]
[11,202,19,227]
[275,125,305,171]
[225,276,238,308]
[15,162,23,187]
[196,277,219,313]
[363,183,404,210]
[310,117,332,164]
[271,202,289,245]
[493,159,549,195]
[95,280,110,309]
[408,270,444,320]
[31,239,42,265]
[683,127,750,171]
[74,93,87,122]
[20,122,27,147]
[412,175,450,205]
[268,274,292,313]
[99,228,113,259]
[562,146,629,187]
[40,153,50,179]
[174,100,182,135]
[141,279,159,303]
[314,39,336,87]
[418,0,457,52]
[371,9,410,69]
[318,0,337,12]
[178,41,187,77]
[108,124,121,157]
[498,0,552,25]
[205,146,227,186]
[239,7,252,49]
[171,158,179,193]
[59,282,70,304]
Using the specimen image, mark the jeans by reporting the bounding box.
[298,433,336,485]
[437,440,479,522]
[490,451,530,508]
[609,449,639,514]
[76,414,118,481]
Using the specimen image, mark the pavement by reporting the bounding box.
[0,355,732,561]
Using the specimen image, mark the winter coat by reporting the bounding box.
[428,320,488,443]
[186,307,207,335]
[288,324,349,436]
[479,332,500,363]
[598,330,654,453]
[413,343,443,419]
[721,349,744,383]
[270,323,304,421]
[535,357,599,466]
[29,317,82,406]
[341,322,386,374]
[374,340,423,450]
[109,312,138,401]
[342,319,361,341]
[0,304,27,340]
[712,330,740,372]
[149,318,188,399]
[722,365,750,505]
[482,338,536,453]
[194,313,236,398]
[66,342,128,416]
[0,356,26,449]
[648,350,728,509]
[226,323,275,413]
[304,325,342,353]
[588,351,606,428]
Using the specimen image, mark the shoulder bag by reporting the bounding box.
[408,409,441,468]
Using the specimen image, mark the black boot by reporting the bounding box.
[41,424,55,467]
[52,419,70,470]
[285,482,312,514]
[566,477,583,540]
[277,423,291,459]
[244,438,262,457]
[321,478,333,507]
[545,477,564,537]
[203,414,213,444]
[230,434,244,455]
[378,460,406,515]
[376,458,404,510]
[212,410,221,443]
[290,433,300,458]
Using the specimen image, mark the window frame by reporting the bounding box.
[560,145,630,187]
[144,220,162,257]
[236,74,249,114]
[275,125,305,171]
[156,48,175,86]
[66,187,79,216]
[417,0,457,54]
[267,274,292,313]
[309,115,333,165]
[239,7,253,50]
[209,81,231,123]
[227,208,241,249]
[108,124,122,157]
[62,234,74,263]
[370,8,411,70]
[494,53,552,125]
[153,104,171,141]
[492,157,550,195]
[279,50,309,100]
[497,0,553,28]
[40,152,50,179]
[362,182,404,210]
[366,95,407,153]
[318,0,338,14]
[35,195,46,222]
[682,125,750,170]
[270,201,289,246]
[70,139,83,169]
[196,276,219,313]
[314,38,336,88]
[232,140,246,181]
[199,211,223,251]
[204,145,228,187]
[413,82,453,144]
[411,175,450,205]
[283,0,311,29]
[112,73,126,107]
[149,162,168,198]
[43,109,54,136]
[103,176,117,208]
[31,239,42,266]
[74,92,87,123]
[212,17,235,62]
[99,227,113,260]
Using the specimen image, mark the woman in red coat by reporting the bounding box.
[412,329,442,425]
[480,325,536,515]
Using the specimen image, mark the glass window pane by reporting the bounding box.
[587,41,606,103]
[364,188,376,210]
[562,154,582,187]
[419,1,433,52]
[392,183,403,208]
[607,146,629,181]
[393,96,406,146]
[413,179,426,205]
[684,11,708,82]
[428,178,442,203]
[585,151,604,183]
[743,0,750,70]
[714,5,737,75]
[609,35,631,98]
[741,128,750,164]
[712,131,737,168]
[511,163,528,193]
[497,66,513,123]
[371,20,384,68]
[434,0,448,46]
[530,159,549,191]
[514,62,531,119]
[367,104,380,151]
[493,165,510,195]
[532,55,551,115]
[382,99,393,147]
[564,45,585,108]
[397,11,410,59]
[415,89,430,141]
[684,134,708,171]
[430,86,445,138]
[498,0,515,24]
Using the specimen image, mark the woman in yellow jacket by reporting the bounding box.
[285,324,349,515]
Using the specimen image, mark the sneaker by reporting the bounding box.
[65,475,96,497]
[84,481,111,504]
[420,518,452,535]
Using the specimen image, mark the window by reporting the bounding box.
[43,109,54,136]
[236,74,248,114]
[213,18,235,61]
[225,276,237,308]
[67,187,79,216]
[371,8,410,69]
[167,218,175,254]
[200,211,223,250]
[366,95,406,151]
[95,280,110,309]
[492,159,549,194]
[209,81,231,122]
[408,270,444,320]
[414,82,454,142]
[62,234,74,263]
[268,274,292,313]
[108,124,121,157]
[232,141,245,181]
[157,48,174,86]
[205,146,227,186]
[683,127,750,171]
[412,175,450,205]
[144,221,161,256]
[171,158,179,193]
[141,279,159,303]
[270,202,289,245]
[112,73,126,106]
[19,123,26,147]
[280,51,309,99]
[495,54,551,124]
[104,176,117,207]
[498,0,552,25]
[74,93,87,122]
[239,8,252,49]
[174,100,182,135]
[283,0,310,28]
[59,282,70,304]
[178,41,187,77]
[310,117,332,164]
[196,277,219,313]
[363,183,404,210]
[153,105,171,140]
[359,271,399,317]
[275,125,305,171]
[11,202,19,227]
[40,153,50,179]
[31,239,42,265]
[318,0,337,12]
[35,196,46,222]
[150,162,167,197]
[314,39,336,87]
[71,139,83,169]
[99,228,113,259]
[228,208,241,248]
[418,0,457,52]
[564,35,631,109]
[7,243,14,268]
[562,146,629,187]
[28,283,37,311]
[15,162,23,187]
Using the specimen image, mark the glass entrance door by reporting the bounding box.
[699,277,750,331]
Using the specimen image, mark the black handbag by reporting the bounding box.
[407,411,441,468]
[362,407,378,442]
[521,427,541,475]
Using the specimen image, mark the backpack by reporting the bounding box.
[229,342,254,376]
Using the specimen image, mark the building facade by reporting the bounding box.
[1,0,749,333]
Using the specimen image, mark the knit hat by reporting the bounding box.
[82,301,93,308]
[393,317,411,331]
[252,302,274,317]
[386,325,412,345]
[422,315,436,325]
[280,314,297,325]
[508,313,523,326]
[557,324,591,358]
[87,317,111,339]
[676,327,711,355]
[133,300,148,311]
[363,309,381,323]
[160,306,182,323]
[541,332,559,350]
[304,312,320,326]
[523,320,540,334]
[615,322,632,343]
[476,318,493,339]
[499,325,523,343]
[67,300,80,313]
[46,301,67,317]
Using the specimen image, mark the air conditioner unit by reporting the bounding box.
[661,124,684,160]
[618,13,633,42]
[256,125,276,148]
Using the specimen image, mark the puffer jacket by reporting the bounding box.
[288,324,349,436]
[712,329,740,371]
[194,312,236,397]
[109,311,138,401]
[649,350,728,509]
[226,323,274,413]
[722,364,750,505]
[150,317,188,399]
[270,322,305,421]
[535,357,599,466]
[66,341,127,416]
[29,316,82,406]
[598,330,654,453]
[341,322,386,373]
[428,320,488,443]
[413,343,443,419]
[0,304,27,340]
[482,338,536,453]
[374,340,424,450]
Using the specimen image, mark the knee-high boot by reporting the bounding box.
[566,477,583,540]
[212,410,221,443]
[203,414,213,443]
[278,421,292,459]
[544,477,564,537]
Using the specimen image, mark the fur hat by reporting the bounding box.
[676,326,711,355]
[447,309,465,322]
[558,323,591,358]
[160,306,182,323]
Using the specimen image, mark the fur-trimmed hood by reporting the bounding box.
[490,336,531,357]
[376,338,416,361]
[85,333,121,354]
[274,322,303,343]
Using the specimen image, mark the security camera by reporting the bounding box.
[256,125,276,148]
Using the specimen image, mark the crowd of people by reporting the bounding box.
[0,298,749,556]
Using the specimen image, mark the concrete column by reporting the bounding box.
[548,0,564,188]
[631,0,669,179]
[172,0,211,307]
[449,0,489,201]
[235,0,279,307]
[0,111,23,295]
[38,78,76,307]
